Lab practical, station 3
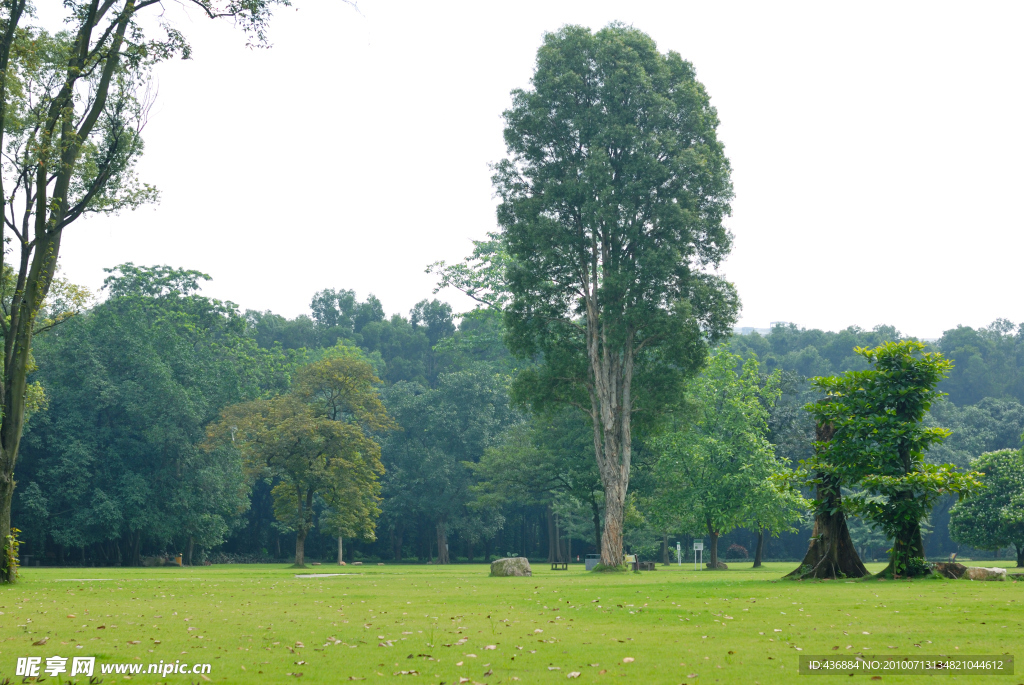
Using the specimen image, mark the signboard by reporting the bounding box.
[693,541,704,551]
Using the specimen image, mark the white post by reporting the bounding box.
[676,541,682,566]
[693,539,704,571]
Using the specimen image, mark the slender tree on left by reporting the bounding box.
[0,0,284,582]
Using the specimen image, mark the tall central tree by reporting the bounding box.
[493,24,737,566]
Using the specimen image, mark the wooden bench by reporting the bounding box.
[550,561,568,570]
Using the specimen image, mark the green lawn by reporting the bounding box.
[1,561,1020,684]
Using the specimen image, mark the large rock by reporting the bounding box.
[963,566,1007,581]
[706,561,728,570]
[933,562,967,579]
[490,557,532,577]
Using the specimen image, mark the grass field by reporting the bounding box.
[0,561,1020,685]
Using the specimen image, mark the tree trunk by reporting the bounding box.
[484,537,492,563]
[1015,543,1024,568]
[585,302,635,569]
[186,537,194,567]
[600,480,626,566]
[337,536,344,565]
[131,530,141,567]
[662,534,669,565]
[393,524,404,562]
[546,505,557,562]
[591,498,602,556]
[753,529,765,568]
[435,520,449,565]
[786,472,868,580]
[275,535,281,558]
[707,527,720,570]
[880,520,925,578]
[294,530,307,567]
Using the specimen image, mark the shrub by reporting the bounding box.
[723,543,749,560]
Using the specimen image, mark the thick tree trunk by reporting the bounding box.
[753,529,765,568]
[600,480,626,566]
[435,520,450,565]
[186,537,194,567]
[294,530,307,567]
[786,473,868,580]
[880,521,925,577]
[586,303,635,569]
[1015,543,1024,568]
[337,536,344,565]
[707,527,721,569]
[786,423,869,580]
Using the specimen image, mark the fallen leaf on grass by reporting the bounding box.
[548,666,561,670]
[485,645,496,650]
[567,672,580,679]
[67,614,76,618]
[294,661,306,665]
[286,673,303,677]
[32,637,48,646]
[622,657,634,663]
[347,678,366,681]
[457,661,463,666]
[392,670,419,676]
[459,679,470,684]
[598,670,607,675]
[687,674,699,679]
[483,670,493,676]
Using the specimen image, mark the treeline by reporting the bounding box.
[13,266,1024,566]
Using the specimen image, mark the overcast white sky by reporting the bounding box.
[46,1,1024,339]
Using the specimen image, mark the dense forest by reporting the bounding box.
[12,264,1024,567]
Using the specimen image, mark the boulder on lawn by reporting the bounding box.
[706,561,728,570]
[963,566,1007,581]
[932,562,967,579]
[490,557,532,577]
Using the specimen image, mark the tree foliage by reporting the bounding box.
[0,0,286,582]
[949,448,1024,566]
[650,351,805,567]
[206,348,392,567]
